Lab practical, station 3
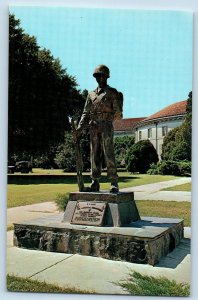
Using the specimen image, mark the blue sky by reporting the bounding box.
[9,6,193,118]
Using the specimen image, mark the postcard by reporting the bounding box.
[7,5,192,297]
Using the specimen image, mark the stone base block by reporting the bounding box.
[63,191,140,227]
[13,215,184,265]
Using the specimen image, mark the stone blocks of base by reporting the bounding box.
[13,191,184,265]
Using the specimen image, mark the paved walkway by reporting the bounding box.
[122,177,191,193]
[122,177,191,202]
[134,190,191,201]
[7,228,191,294]
[7,201,59,228]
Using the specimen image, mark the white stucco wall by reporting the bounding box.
[135,118,184,159]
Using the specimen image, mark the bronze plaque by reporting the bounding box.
[71,201,106,226]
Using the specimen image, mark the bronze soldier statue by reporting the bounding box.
[77,65,123,193]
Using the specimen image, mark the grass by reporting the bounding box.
[116,271,190,296]
[7,275,92,294]
[136,200,191,226]
[7,170,179,208]
[7,272,190,296]
[7,184,72,208]
[162,182,191,192]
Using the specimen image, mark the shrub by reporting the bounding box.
[177,161,191,176]
[125,140,159,174]
[55,193,70,211]
[8,152,32,165]
[157,160,180,175]
[147,163,159,175]
[147,160,191,176]
[117,271,190,296]
[33,154,57,169]
[9,150,58,169]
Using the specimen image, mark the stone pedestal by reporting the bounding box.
[13,215,184,265]
[13,191,184,265]
[63,192,140,227]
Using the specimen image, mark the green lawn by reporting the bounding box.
[162,183,191,192]
[7,272,190,296]
[7,184,73,208]
[7,275,92,294]
[7,171,179,208]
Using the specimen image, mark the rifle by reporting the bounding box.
[70,118,84,192]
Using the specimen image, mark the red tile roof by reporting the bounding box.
[138,100,187,124]
[113,117,146,131]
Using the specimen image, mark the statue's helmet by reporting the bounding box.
[93,65,110,78]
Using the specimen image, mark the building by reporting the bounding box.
[134,100,187,159]
[113,117,145,137]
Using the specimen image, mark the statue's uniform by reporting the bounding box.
[78,85,123,180]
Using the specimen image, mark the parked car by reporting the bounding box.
[8,165,16,174]
[8,161,32,174]
[15,161,32,173]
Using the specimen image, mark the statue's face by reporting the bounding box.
[95,74,107,88]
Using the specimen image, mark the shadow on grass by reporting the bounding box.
[8,174,140,185]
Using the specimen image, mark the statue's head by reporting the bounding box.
[93,65,110,78]
[93,65,110,88]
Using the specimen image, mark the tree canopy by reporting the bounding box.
[54,132,90,172]
[114,135,135,168]
[161,91,192,162]
[9,14,86,159]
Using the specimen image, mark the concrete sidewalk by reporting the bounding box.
[134,191,191,201]
[7,228,191,294]
[121,177,191,193]
[7,201,59,228]
[122,177,191,202]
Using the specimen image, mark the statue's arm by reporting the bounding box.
[77,94,91,131]
[112,90,123,120]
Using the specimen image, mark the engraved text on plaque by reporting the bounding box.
[71,201,106,226]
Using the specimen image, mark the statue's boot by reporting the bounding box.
[110,179,119,193]
[90,179,100,192]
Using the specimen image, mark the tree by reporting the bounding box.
[8,14,85,161]
[125,140,159,173]
[54,134,76,171]
[161,92,192,162]
[114,136,135,168]
[54,132,90,172]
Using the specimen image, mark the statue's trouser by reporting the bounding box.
[90,120,118,180]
